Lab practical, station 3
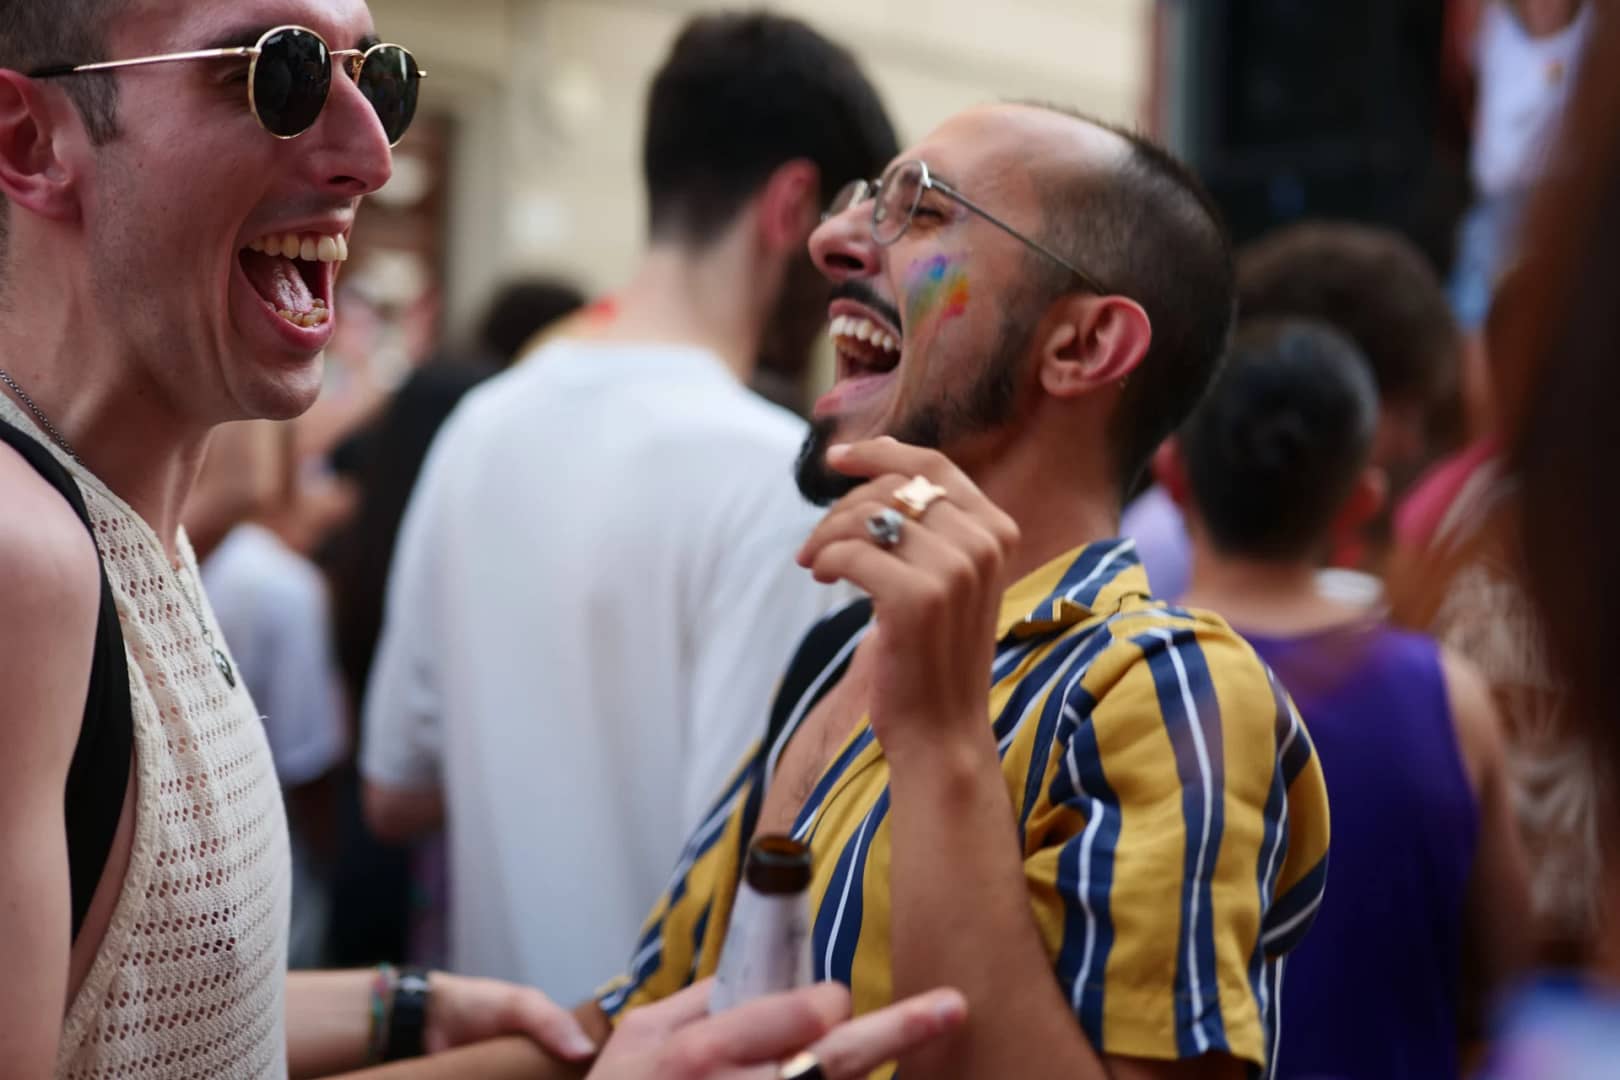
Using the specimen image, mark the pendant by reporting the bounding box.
[213,646,237,689]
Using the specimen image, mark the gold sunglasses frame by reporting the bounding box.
[28,24,427,147]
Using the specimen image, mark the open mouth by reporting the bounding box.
[238,229,348,330]
[830,313,901,381]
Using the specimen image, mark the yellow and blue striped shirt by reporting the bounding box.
[600,540,1330,1074]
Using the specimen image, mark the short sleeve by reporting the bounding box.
[1021,615,1330,1070]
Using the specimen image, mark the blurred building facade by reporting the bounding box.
[368,0,1152,339]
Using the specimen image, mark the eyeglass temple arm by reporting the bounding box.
[932,179,1110,295]
[29,46,257,78]
[31,45,426,80]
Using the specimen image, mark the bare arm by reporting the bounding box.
[362,780,444,845]
[1441,650,1533,1031]
[0,454,103,1076]
[886,737,1242,1080]
[286,971,598,1079]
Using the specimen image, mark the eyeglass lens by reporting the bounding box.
[873,161,924,245]
[252,29,421,144]
[357,46,421,146]
[252,28,332,138]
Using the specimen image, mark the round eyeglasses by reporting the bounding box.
[30,25,425,147]
[825,159,1111,295]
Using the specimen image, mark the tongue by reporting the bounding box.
[240,250,316,314]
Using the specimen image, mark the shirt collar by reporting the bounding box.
[995,538,1152,641]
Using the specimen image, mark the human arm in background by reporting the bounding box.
[285,969,598,1079]
[1441,649,1534,1035]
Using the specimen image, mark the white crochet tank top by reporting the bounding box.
[0,399,292,1078]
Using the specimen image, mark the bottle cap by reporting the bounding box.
[744,834,811,894]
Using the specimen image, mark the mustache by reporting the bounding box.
[830,280,903,332]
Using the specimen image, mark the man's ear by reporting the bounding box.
[1154,437,1191,508]
[1329,465,1388,538]
[0,71,82,224]
[756,158,821,254]
[1037,293,1152,399]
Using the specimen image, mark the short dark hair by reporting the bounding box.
[1026,108,1236,494]
[1236,222,1458,407]
[0,0,123,144]
[477,278,586,365]
[1181,319,1379,561]
[642,12,897,246]
[0,0,124,258]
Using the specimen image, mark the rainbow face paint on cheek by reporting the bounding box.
[904,255,970,328]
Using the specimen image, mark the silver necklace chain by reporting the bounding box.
[0,366,237,689]
[0,367,81,464]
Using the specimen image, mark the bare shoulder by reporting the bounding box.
[0,442,99,600]
[1437,646,1505,795]
[0,442,101,753]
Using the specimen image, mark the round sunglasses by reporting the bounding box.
[29,25,425,146]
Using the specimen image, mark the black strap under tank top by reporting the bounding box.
[0,417,134,942]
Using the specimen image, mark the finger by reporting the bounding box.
[825,437,957,487]
[801,503,1013,587]
[824,439,987,513]
[799,496,909,568]
[806,988,968,1079]
[797,480,907,566]
[509,988,598,1061]
[808,537,936,598]
[668,983,850,1069]
[823,440,1016,546]
[629,978,717,1035]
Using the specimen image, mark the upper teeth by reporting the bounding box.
[829,314,899,354]
[244,231,349,263]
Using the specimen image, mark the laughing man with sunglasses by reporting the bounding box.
[0,3,966,1078]
[0,1,578,1075]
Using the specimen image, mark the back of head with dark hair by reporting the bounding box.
[1023,107,1236,495]
[1236,222,1458,407]
[477,278,586,365]
[643,11,897,246]
[1181,319,1379,562]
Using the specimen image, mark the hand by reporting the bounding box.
[589,980,966,1080]
[795,438,1019,754]
[423,972,597,1062]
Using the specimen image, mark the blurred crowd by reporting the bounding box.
[9,0,1620,1076]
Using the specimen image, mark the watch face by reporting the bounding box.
[400,973,432,995]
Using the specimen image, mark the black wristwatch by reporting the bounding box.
[384,966,433,1061]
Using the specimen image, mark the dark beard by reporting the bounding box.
[794,333,1022,505]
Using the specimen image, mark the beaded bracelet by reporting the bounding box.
[367,964,398,1065]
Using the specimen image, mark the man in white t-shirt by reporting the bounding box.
[361,12,898,1004]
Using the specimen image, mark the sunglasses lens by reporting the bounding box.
[358,46,421,145]
[253,28,331,137]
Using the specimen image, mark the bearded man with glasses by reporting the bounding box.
[584,105,1333,1080]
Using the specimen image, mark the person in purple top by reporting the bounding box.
[1162,319,1532,1078]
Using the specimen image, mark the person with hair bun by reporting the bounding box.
[1163,319,1531,1079]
